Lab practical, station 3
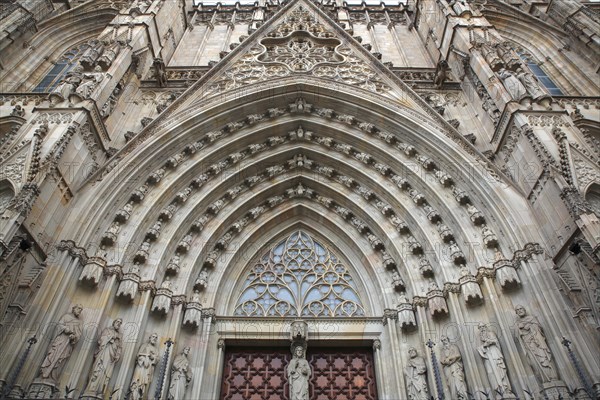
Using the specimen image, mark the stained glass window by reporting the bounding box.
[234,231,365,317]
[33,43,89,93]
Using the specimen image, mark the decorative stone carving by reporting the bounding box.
[448,241,466,265]
[116,264,140,301]
[134,241,151,263]
[391,269,405,291]
[405,347,429,400]
[514,305,559,383]
[481,225,498,248]
[115,202,133,222]
[177,234,193,253]
[440,336,468,399]
[148,168,166,184]
[467,203,485,225]
[494,255,521,290]
[168,347,192,400]
[152,278,173,314]
[183,290,203,328]
[102,221,120,245]
[129,333,159,400]
[459,266,484,305]
[84,319,123,396]
[397,295,417,331]
[73,66,104,101]
[159,204,177,221]
[288,344,310,400]
[427,282,448,317]
[499,68,526,100]
[166,254,182,275]
[478,323,515,399]
[194,270,208,290]
[10,105,25,117]
[437,223,454,243]
[290,320,308,342]
[516,68,546,100]
[79,257,106,286]
[38,304,83,382]
[49,66,83,106]
[419,257,434,277]
[146,221,162,241]
[131,184,149,203]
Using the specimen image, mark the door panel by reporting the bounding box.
[220,347,378,400]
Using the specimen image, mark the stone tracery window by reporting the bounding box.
[33,43,89,93]
[234,231,365,317]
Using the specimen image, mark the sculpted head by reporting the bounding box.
[408,347,417,358]
[113,318,123,331]
[294,345,304,359]
[183,347,191,356]
[515,305,527,317]
[150,333,159,345]
[441,336,449,346]
[72,304,83,317]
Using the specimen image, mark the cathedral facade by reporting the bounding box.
[0,0,599,399]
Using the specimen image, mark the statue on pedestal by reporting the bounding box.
[168,347,192,400]
[405,347,429,400]
[84,318,123,396]
[440,336,468,399]
[477,323,515,399]
[287,344,310,400]
[129,333,159,400]
[39,304,83,382]
[515,305,559,382]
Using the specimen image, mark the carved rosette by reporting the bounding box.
[79,257,106,286]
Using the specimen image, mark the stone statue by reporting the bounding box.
[516,68,546,99]
[168,347,192,400]
[85,318,123,396]
[405,347,429,400]
[499,68,527,100]
[440,336,468,399]
[73,66,104,101]
[515,305,559,382]
[287,345,310,400]
[477,323,515,399]
[39,304,83,382]
[49,66,83,104]
[129,333,159,400]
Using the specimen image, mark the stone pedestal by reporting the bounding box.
[541,380,570,400]
[27,379,58,399]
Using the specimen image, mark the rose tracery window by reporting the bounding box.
[234,231,365,317]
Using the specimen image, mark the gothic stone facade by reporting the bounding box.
[0,0,599,399]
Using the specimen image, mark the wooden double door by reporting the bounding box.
[220,347,378,400]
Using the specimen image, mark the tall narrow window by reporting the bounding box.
[33,43,89,93]
[234,231,366,317]
[515,46,564,96]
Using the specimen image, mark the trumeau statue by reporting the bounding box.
[405,347,429,400]
[39,304,83,382]
[440,336,468,399]
[168,347,192,400]
[288,345,310,400]
[515,305,559,382]
[85,318,123,396]
[477,323,515,399]
[129,333,159,400]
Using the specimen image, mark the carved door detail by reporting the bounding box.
[220,348,377,400]
[220,349,291,400]
[307,348,378,400]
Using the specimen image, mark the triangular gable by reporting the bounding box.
[171,0,429,113]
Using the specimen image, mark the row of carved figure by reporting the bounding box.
[405,306,561,400]
[33,306,192,400]
[33,303,560,400]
